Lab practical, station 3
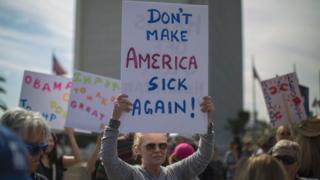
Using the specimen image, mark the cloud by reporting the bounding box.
[0,58,47,73]
[0,0,74,73]
[0,0,74,39]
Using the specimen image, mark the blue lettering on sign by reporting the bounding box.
[19,99,32,110]
[148,76,188,91]
[147,8,192,24]
[146,8,192,42]
[146,29,189,42]
[131,97,195,118]
[42,112,57,122]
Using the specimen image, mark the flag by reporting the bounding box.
[52,53,67,76]
[253,65,261,82]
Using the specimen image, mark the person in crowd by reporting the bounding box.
[296,117,320,179]
[37,127,81,180]
[0,108,50,180]
[234,154,289,180]
[87,132,135,180]
[168,142,199,180]
[0,125,30,180]
[100,94,215,180]
[241,137,253,158]
[224,138,241,180]
[199,146,225,180]
[168,142,195,164]
[171,134,197,151]
[271,139,307,180]
[276,124,292,142]
[255,135,275,155]
[87,133,106,180]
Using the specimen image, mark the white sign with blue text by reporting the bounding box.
[121,1,208,133]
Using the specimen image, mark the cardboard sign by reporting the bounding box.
[261,72,307,127]
[65,70,120,132]
[19,70,71,130]
[120,1,208,133]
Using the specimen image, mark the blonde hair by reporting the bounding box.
[235,154,289,180]
[297,135,320,177]
[0,107,50,142]
[132,132,143,159]
[132,132,168,160]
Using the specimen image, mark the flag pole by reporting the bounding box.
[252,56,257,122]
[318,70,320,116]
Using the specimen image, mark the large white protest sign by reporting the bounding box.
[19,70,71,130]
[261,72,307,127]
[65,70,121,132]
[121,1,208,133]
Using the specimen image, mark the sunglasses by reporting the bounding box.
[144,143,168,151]
[275,155,296,165]
[279,132,291,136]
[25,143,48,156]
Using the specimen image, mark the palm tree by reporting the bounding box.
[0,75,7,111]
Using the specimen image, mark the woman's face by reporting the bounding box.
[24,130,47,174]
[46,134,55,153]
[138,133,168,167]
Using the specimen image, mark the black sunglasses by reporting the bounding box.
[25,143,48,156]
[275,155,296,165]
[145,143,168,151]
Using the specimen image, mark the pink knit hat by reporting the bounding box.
[172,143,195,159]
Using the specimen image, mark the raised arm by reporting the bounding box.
[100,94,135,180]
[62,128,81,168]
[167,96,215,179]
[86,133,102,175]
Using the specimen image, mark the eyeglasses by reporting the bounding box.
[25,143,48,156]
[274,155,296,165]
[144,143,168,151]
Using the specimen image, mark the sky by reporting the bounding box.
[0,0,319,121]
[0,0,75,111]
[243,0,320,121]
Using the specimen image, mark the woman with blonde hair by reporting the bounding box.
[101,94,215,180]
[234,154,289,180]
[296,117,320,179]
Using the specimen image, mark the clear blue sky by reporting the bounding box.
[0,0,319,121]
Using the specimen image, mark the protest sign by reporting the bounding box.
[261,72,307,127]
[121,1,208,133]
[66,70,120,132]
[19,70,71,130]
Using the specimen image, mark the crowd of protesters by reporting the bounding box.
[1,95,320,180]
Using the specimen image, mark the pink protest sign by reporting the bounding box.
[261,72,307,127]
[65,70,121,132]
[19,70,71,130]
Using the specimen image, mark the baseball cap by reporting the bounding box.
[298,117,320,137]
[171,143,195,160]
[0,125,30,180]
[272,139,301,165]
